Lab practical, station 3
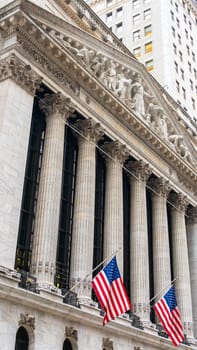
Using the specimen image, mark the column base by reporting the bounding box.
[0,266,21,287]
[78,297,100,316]
[36,283,63,302]
[186,335,196,345]
[184,322,195,344]
[143,321,158,335]
[117,313,131,327]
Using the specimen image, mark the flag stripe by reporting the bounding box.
[92,257,131,326]
[153,286,184,347]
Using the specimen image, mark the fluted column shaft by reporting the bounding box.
[150,179,171,298]
[187,207,197,338]
[102,141,129,276]
[170,194,194,340]
[128,161,151,322]
[70,119,104,299]
[31,93,73,285]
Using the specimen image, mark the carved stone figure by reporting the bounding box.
[102,337,113,350]
[168,134,183,152]
[130,73,153,116]
[91,52,107,78]
[65,326,78,341]
[114,73,132,100]
[168,134,194,164]
[102,60,117,90]
[146,103,169,139]
[75,46,95,67]
[19,313,35,331]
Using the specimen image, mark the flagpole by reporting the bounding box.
[63,247,122,297]
[149,277,177,304]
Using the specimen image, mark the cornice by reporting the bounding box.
[0,282,190,350]
[0,8,196,192]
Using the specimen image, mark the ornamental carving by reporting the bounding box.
[17,35,80,96]
[39,92,75,120]
[74,118,104,142]
[0,266,21,280]
[126,160,151,181]
[170,193,189,213]
[70,277,91,293]
[36,282,61,294]
[65,326,78,341]
[148,178,171,197]
[1,5,195,166]
[183,321,193,335]
[187,207,197,224]
[101,140,129,164]
[47,33,195,166]
[19,313,35,331]
[102,337,113,350]
[0,54,42,95]
[133,302,150,315]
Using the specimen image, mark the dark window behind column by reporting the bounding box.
[93,150,106,279]
[15,97,45,272]
[123,170,130,297]
[55,126,78,290]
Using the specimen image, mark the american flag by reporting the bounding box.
[91,256,131,325]
[153,286,184,346]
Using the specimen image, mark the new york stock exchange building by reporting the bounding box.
[0,0,197,349]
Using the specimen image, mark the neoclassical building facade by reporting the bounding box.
[0,0,197,349]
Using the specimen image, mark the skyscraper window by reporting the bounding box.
[144,8,151,20]
[133,29,141,42]
[145,41,153,53]
[144,24,152,36]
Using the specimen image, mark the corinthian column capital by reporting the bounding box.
[170,192,189,213]
[74,118,104,142]
[148,178,171,197]
[126,160,151,181]
[0,54,42,95]
[101,140,129,164]
[39,92,75,121]
[187,206,197,224]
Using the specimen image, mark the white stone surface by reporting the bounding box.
[0,79,33,269]
[187,208,197,338]
[102,141,128,275]
[70,131,96,298]
[171,197,194,339]
[151,180,171,298]
[129,162,150,323]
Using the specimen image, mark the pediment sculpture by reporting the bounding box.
[46,33,195,166]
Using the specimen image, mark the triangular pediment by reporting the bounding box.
[0,0,197,174]
[22,3,197,167]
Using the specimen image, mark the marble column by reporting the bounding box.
[101,140,129,276]
[186,207,197,339]
[127,160,151,323]
[150,179,171,300]
[0,54,41,276]
[69,119,104,301]
[31,93,74,290]
[170,193,194,341]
